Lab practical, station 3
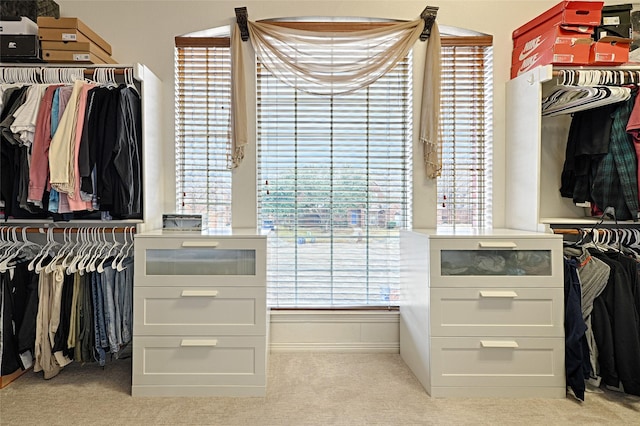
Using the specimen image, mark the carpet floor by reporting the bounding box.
[1,352,639,425]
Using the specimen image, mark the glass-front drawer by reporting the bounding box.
[429,237,563,288]
[146,248,255,275]
[135,235,266,287]
[440,249,551,276]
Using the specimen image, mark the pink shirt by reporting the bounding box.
[28,85,62,206]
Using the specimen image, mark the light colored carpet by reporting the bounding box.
[1,352,639,425]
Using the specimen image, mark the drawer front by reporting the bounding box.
[132,335,266,386]
[430,237,563,288]
[431,337,565,388]
[134,286,266,335]
[135,236,266,287]
[430,287,564,337]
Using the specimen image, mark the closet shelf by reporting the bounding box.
[506,64,640,233]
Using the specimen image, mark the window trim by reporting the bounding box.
[174,24,493,48]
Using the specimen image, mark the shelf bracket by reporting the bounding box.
[235,6,250,41]
[419,6,439,41]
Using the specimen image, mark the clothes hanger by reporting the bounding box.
[115,226,135,272]
[97,227,121,273]
[35,227,60,274]
[87,227,109,272]
[44,228,70,273]
[0,227,40,272]
[67,227,90,274]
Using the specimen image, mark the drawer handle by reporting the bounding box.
[181,290,219,297]
[181,339,218,347]
[479,291,518,298]
[181,241,219,248]
[478,241,517,249]
[481,340,519,348]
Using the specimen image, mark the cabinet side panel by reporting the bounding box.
[400,231,431,394]
[505,70,545,231]
[139,65,164,231]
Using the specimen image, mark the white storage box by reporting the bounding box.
[0,17,38,35]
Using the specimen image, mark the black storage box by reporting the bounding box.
[0,34,42,62]
[0,1,60,22]
[595,3,633,39]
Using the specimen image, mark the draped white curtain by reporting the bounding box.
[230,17,442,177]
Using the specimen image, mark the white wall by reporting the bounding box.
[54,0,611,229]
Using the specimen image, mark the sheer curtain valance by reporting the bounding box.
[231,16,442,177]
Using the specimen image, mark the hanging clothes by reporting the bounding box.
[560,103,618,205]
[563,257,590,401]
[559,88,640,221]
[624,91,640,206]
[0,71,143,221]
[591,92,639,221]
[589,249,640,396]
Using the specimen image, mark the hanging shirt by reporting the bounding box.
[49,80,84,196]
[28,85,62,207]
[10,84,47,148]
[625,90,640,206]
[591,93,640,221]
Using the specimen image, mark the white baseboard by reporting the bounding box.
[268,310,400,353]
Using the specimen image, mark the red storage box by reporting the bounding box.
[512,1,604,43]
[511,1,603,78]
[511,26,592,78]
[589,36,631,64]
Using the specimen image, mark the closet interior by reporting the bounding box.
[506,64,640,232]
[0,63,162,387]
[553,223,640,400]
[507,65,640,400]
[0,64,163,229]
[1,225,135,382]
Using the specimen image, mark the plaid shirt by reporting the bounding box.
[591,93,639,221]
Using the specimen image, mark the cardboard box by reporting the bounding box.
[42,49,117,64]
[513,1,604,42]
[589,36,630,64]
[0,17,38,35]
[37,17,112,55]
[0,34,41,61]
[511,25,592,78]
[41,40,113,63]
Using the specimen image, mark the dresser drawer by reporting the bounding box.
[135,236,266,287]
[431,337,564,388]
[134,286,266,335]
[429,237,562,288]
[430,287,564,337]
[132,335,266,387]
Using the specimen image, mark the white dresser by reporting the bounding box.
[400,229,565,398]
[132,229,268,397]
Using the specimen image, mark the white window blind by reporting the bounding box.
[175,44,232,229]
[257,52,413,308]
[437,43,493,229]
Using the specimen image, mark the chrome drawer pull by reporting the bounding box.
[181,339,218,347]
[478,241,517,249]
[481,340,519,348]
[181,290,219,297]
[181,241,220,248]
[479,291,518,298]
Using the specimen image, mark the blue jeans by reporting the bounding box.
[91,272,107,366]
[121,258,134,345]
[102,266,119,354]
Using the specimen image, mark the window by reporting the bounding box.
[175,39,232,229]
[257,40,412,308]
[174,26,493,308]
[437,37,493,229]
